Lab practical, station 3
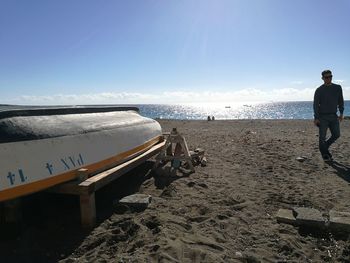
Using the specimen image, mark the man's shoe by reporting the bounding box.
[326,150,332,158]
[326,150,333,160]
[322,154,333,162]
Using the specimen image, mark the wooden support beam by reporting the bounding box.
[156,156,195,161]
[155,128,195,172]
[45,140,166,228]
[0,203,3,223]
[82,140,165,191]
[77,168,89,182]
[80,193,96,228]
[3,198,22,223]
[47,168,91,195]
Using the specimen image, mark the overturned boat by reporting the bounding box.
[0,106,162,202]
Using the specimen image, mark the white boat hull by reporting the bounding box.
[0,109,162,202]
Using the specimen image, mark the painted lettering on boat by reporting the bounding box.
[7,169,27,186]
[46,162,54,175]
[3,154,84,188]
[44,154,85,176]
[60,153,84,170]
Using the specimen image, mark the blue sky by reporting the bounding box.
[0,0,349,104]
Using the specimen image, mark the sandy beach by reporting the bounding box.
[2,119,350,262]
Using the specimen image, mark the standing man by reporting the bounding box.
[313,70,344,161]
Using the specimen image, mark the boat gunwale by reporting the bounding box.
[0,106,140,120]
[0,118,161,144]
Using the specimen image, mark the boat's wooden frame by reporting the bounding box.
[49,139,165,228]
[0,140,165,228]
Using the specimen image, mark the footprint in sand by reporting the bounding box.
[187,181,196,187]
[216,214,230,220]
[142,215,162,234]
[160,185,177,198]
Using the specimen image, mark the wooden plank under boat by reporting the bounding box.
[0,105,163,202]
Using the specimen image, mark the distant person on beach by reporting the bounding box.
[313,70,344,161]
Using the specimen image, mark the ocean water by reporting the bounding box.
[1,101,350,120]
[136,101,350,120]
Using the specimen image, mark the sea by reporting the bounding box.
[1,101,350,120]
[137,101,350,120]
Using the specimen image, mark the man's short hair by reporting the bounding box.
[322,70,332,77]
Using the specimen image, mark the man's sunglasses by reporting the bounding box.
[324,75,333,79]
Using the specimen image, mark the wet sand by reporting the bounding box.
[2,120,350,262]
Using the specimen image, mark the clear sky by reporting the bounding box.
[0,0,349,104]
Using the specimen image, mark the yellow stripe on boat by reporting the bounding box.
[0,136,162,202]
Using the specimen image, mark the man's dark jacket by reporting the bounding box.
[313,83,344,119]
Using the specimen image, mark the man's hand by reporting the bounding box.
[339,114,344,122]
[314,119,320,127]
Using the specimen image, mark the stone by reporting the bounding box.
[243,253,261,263]
[194,148,205,155]
[329,210,350,232]
[118,194,152,210]
[232,201,252,211]
[276,209,296,225]
[293,207,325,227]
[190,148,205,166]
[160,185,177,198]
[200,157,207,167]
[296,156,307,162]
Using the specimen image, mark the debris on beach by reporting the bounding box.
[329,210,350,232]
[296,156,308,162]
[293,207,325,228]
[276,209,296,225]
[190,147,206,166]
[276,207,350,234]
[116,194,152,210]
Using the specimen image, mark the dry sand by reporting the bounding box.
[1,120,350,262]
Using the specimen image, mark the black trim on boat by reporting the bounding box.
[0,106,142,144]
[0,106,139,119]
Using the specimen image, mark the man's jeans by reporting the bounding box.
[318,114,340,157]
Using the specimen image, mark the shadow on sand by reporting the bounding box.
[326,160,350,183]
[0,160,191,263]
[152,165,192,189]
